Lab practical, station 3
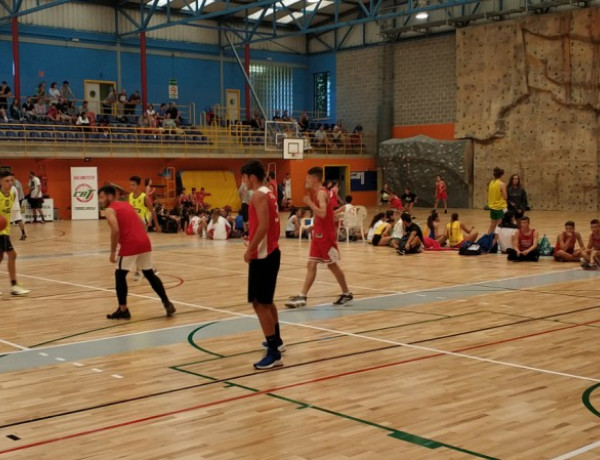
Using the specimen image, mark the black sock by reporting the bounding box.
[266,334,279,353]
[142,269,169,305]
[275,323,281,344]
[11,280,16,286]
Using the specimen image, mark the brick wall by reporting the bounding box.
[394,34,457,126]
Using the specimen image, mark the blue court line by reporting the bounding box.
[1,268,599,374]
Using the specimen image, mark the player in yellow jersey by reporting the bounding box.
[129,175,161,281]
[487,167,508,234]
[0,171,30,295]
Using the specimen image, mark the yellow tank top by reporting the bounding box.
[128,192,150,223]
[488,179,507,210]
[0,190,15,236]
[445,221,463,246]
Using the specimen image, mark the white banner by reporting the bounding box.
[70,167,99,220]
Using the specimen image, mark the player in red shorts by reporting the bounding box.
[99,185,175,319]
[286,167,352,308]
[434,175,448,214]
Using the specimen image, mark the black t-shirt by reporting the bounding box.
[22,102,34,111]
[0,85,11,104]
[401,192,417,203]
[404,222,423,241]
[167,107,179,119]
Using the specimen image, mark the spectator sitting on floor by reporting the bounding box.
[366,212,386,243]
[285,207,305,238]
[507,216,539,262]
[554,221,585,262]
[444,212,479,249]
[427,210,446,245]
[206,209,231,240]
[397,212,424,255]
[371,213,394,247]
[495,211,518,254]
[581,219,600,269]
[388,210,405,250]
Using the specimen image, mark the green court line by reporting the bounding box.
[170,367,498,459]
[187,323,225,358]
[582,382,600,418]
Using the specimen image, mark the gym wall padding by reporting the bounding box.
[181,171,241,211]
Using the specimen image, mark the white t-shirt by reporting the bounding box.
[391,220,404,239]
[207,216,231,240]
[495,226,517,253]
[284,178,292,199]
[10,186,20,212]
[285,215,298,232]
[189,216,202,235]
[29,176,42,198]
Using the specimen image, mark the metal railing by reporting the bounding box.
[0,121,370,158]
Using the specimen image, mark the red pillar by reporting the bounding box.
[12,17,21,101]
[140,31,147,111]
[244,44,250,121]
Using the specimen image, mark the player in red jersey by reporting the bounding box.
[434,175,448,214]
[286,167,353,308]
[98,185,175,320]
[241,161,284,369]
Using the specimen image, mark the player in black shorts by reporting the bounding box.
[242,160,283,370]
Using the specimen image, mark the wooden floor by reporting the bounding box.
[1,208,600,459]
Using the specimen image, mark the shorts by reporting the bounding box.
[436,192,447,200]
[372,234,382,246]
[0,102,6,110]
[309,235,340,264]
[11,210,22,223]
[0,235,14,253]
[241,203,249,223]
[117,251,153,272]
[248,248,280,304]
[490,209,504,220]
[29,197,43,209]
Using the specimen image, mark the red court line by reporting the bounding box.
[2,316,599,455]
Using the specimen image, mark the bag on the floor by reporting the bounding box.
[476,233,498,253]
[538,235,554,256]
[459,241,482,256]
[162,219,179,234]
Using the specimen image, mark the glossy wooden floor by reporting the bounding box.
[1,208,600,459]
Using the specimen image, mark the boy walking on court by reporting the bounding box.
[99,185,175,320]
[241,161,284,369]
[0,171,30,295]
[286,167,353,308]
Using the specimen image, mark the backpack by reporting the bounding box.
[476,233,498,253]
[459,241,482,256]
[538,234,554,256]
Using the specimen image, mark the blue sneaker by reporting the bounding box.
[261,341,286,352]
[254,350,283,370]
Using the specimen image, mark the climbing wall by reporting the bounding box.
[456,8,600,211]
[378,135,473,208]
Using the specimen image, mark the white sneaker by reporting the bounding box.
[133,271,141,281]
[153,267,159,275]
[12,285,30,296]
[285,295,307,308]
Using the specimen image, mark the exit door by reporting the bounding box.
[84,80,116,115]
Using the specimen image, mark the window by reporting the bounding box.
[313,72,330,118]
[249,64,293,119]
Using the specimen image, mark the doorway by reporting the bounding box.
[323,165,349,198]
[83,80,116,115]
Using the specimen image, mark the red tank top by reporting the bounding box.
[110,201,152,256]
[248,186,280,259]
[313,187,336,242]
[592,234,600,250]
[436,181,446,194]
[518,228,535,251]
[556,232,576,252]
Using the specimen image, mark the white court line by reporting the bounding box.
[8,271,600,384]
[0,338,30,351]
[111,374,124,379]
[91,368,103,373]
[551,440,600,460]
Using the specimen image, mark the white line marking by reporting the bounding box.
[0,338,30,351]
[39,352,48,356]
[456,299,467,302]
[8,271,600,383]
[551,440,600,460]
[72,362,83,367]
[55,357,65,362]
[435,296,446,300]
[91,368,103,373]
[416,294,427,297]
[111,374,124,379]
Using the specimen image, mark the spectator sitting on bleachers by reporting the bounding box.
[313,124,333,150]
[48,103,69,123]
[0,81,11,122]
[60,81,75,102]
[22,97,35,120]
[166,102,181,125]
[34,98,48,120]
[146,104,157,128]
[351,124,363,147]
[298,112,309,132]
[118,89,127,112]
[10,99,22,121]
[33,82,46,103]
[162,113,176,132]
[48,82,61,105]
[76,113,90,128]
[66,101,78,122]
[157,103,167,125]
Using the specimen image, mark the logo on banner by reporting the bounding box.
[73,183,95,203]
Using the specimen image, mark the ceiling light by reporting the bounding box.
[415,11,428,19]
